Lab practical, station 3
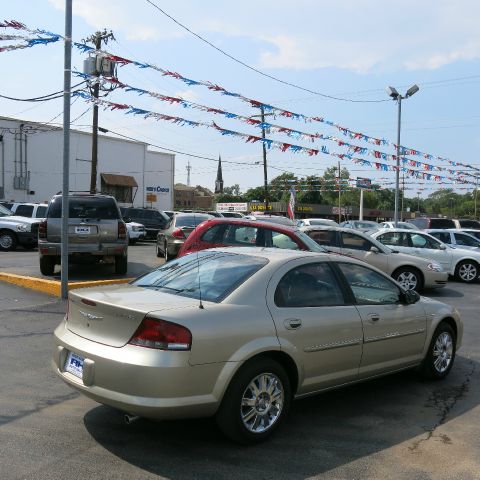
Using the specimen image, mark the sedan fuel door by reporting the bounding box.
[266,259,363,395]
[335,262,427,378]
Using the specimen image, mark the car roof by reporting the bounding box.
[199,217,295,232]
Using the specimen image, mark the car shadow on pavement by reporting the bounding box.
[83,355,478,479]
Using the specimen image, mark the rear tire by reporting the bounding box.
[164,242,176,262]
[420,321,456,380]
[392,267,423,292]
[39,255,55,276]
[114,254,128,274]
[454,260,478,283]
[156,242,163,258]
[0,230,17,251]
[216,358,291,444]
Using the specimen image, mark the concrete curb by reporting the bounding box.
[0,272,134,297]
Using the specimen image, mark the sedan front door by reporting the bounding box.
[267,259,363,394]
[335,262,427,377]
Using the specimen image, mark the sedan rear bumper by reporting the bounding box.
[424,271,449,289]
[52,321,225,420]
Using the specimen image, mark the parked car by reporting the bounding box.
[126,221,146,245]
[38,194,128,275]
[426,229,480,251]
[296,218,339,227]
[120,207,170,240]
[379,221,418,230]
[339,220,382,233]
[407,217,456,229]
[299,226,447,292]
[156,212,213,261]
[372,228,480,283]
[177,218,325,258]
[0,203,40,251]
[53,247,462,443]
[0,202,48,219]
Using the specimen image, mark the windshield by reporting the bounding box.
[294,230,327,252]
[0,204,13,217]
[132,251,268,302]
[355,221,380,229]
[175,214,212,227]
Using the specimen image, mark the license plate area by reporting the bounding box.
[65,351,84,379]
[75,226,91,234]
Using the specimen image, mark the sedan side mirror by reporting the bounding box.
[370,246,380,253]
[123,217,132,223]
[404,289,420,304]
[439,244,447,250]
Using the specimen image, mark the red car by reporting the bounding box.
[177,218,325,257]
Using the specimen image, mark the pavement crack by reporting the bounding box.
[409,359,476,452]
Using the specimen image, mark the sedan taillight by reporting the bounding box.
[172,227,186,239]
[118,221,127,239]
[128,317,192,350]
[38,220,47,239]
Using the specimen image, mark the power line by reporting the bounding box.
[0,81,86,102]
[98,126,259,166]
[144,0,388,104]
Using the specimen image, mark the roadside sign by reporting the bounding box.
[146,193,157,202]
[356,177,372,189]
[216,202,248,212]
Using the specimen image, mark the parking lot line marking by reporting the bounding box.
[0,272,134,297]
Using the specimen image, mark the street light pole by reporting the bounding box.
[386,84,419,227]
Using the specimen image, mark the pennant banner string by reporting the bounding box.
[3,19,478,175]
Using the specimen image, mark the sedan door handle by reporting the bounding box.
[368,313,380,322]
[284,318,302,330]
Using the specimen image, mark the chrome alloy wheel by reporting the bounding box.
[0,233,13,249]
[459,263,477,282]
[433,332,454,374]
[396,271,418,290]
[241,373,284,433]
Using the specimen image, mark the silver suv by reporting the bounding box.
[38,194,128,276]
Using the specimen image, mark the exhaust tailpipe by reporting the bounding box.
[124,413,140,425]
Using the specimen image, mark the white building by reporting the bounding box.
[0,116,174,210]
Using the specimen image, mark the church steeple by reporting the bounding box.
[215,155,224,193]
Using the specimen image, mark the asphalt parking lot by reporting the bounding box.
[0,251,479,479]
[0,240,161,281]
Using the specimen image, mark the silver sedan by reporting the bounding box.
[53,248,462,443]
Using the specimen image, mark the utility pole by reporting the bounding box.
[83,29,115,194]
[260,106,269,213]
[338,161,341,223]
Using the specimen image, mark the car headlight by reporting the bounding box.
[16,224,30,232]
[427,262,443,272]
[132,226,140,232]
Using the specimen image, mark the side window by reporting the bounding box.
[337,263,401,305]
[341,232,374,251]
[201,224,226,243]
[222,225,259,246]
[377,232,408,247]
[429,232,450,244]
[455,233,479,247]
[14,205,34,217]
[271,231,300,250]
[274,263,345,307]
[411,233,442,249]
[35,206,47,218]
[307,229,337,247]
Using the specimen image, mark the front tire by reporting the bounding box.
[39,255,55,276]
[392,267,423,292]
[0,230,17,251]
[455,260,478,283]
[420,321,456,380]
[216,358,291,444]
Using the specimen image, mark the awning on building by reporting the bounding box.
[100,173,138,187]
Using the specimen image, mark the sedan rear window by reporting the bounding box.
[175,214,212,227]
[133,251,268,302]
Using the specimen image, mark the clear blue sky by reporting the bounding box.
[1,0,479,198]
